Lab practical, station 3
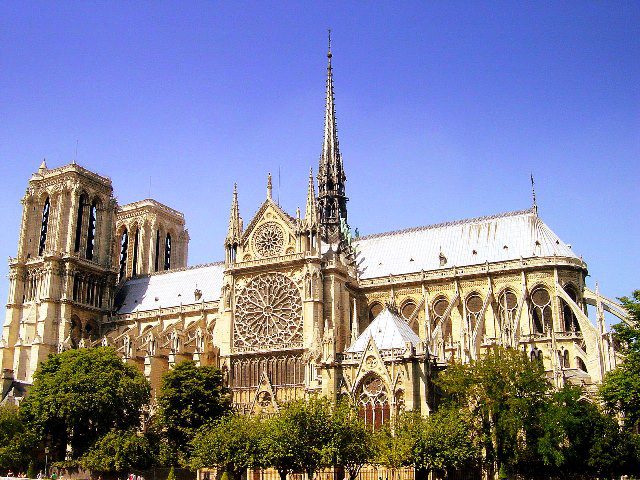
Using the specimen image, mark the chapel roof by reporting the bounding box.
[353,208,580,280]
[346,307,422,353]
[114,262,224,314]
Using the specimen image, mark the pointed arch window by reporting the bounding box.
[38,197,50,256]
[431,296,452,342]
[132,228,140,276]
[368,302,383,324]
[531,287,552,335]
[154,229,161,272]
[465,293,483,333]
[74,193,87,252]
[164,233,172,270]
[357,374,390,430]
[562,286,580,333]
[85,199,98,260]
[119,229,128,281]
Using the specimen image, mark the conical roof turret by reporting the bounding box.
[226,183,242,245]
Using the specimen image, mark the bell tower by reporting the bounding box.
[0,161,117,389]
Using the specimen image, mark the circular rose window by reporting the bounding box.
[234,273,303,350]
[253,222,285,258]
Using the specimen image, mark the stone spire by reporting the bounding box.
[267,173,273,200]
[226,183,242,245]
[305,168,319,229]
[317,30,348,243]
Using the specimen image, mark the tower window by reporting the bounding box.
[531,287,552,335]
[164,233,172,270]
[85,200,98,260]
[132,228,140,276]
[38,197,50,256]
[154,229,161,272]
[74,193,87,252]
[119,229,128,281]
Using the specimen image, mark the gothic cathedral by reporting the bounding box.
[0,44,626,425]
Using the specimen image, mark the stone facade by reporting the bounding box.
[1,46,627,423]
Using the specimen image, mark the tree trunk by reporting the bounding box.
[278,469,288,480]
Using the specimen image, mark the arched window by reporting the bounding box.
[530,287,552,335]
[154,229,161,272]
[38,197,50,256]
[85,199,98,260]
[164,233,172,270]
[118,229,128,281]
[431,296,451,341]
[465,293,483,333]
[401,299,419,334]
[368,302,383,324]
[132,227,140,276]
[74,193,87,252]
[357,374,390,431]
[562,285,580,333]
[498,289,518,336]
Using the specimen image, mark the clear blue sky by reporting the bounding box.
[1,2,638,316]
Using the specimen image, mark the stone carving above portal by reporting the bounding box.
[253,222,285,258]
[234,273,303,351]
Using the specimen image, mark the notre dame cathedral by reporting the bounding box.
[0,43,626,423]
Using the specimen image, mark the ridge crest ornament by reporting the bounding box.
[234,273,303,351]
[253,222,285,258]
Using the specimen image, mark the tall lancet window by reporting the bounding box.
[38,197,50,256]
[119,229,128,281]
[85,199,98,260]
[164,233,172,270]
[132,228,140,276]
[74,193,87,252]
[154,229,160,272]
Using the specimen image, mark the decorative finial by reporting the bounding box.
[39,158,47,171]
[327,28,332,59]
[267,173,273,200]
[530,173,538,215]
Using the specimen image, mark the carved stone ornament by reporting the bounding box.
[234,273,303,350]
[253,222,285,258]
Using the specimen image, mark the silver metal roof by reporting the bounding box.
[353,209,579,280]
[114,263,224,314]
[347,307,421,353]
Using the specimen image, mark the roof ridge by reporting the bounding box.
[355,207,536,241]
[127,261,224,281]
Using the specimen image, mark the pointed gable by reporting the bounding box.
[347,307,421,353]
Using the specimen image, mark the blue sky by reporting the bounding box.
[1,2,638,315]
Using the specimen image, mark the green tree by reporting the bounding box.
[80,429,153,472]
[20,347,150,460]
[326,401,374,480]
[261,398,333,480]
[600,290,640,430]
[189,414,263,479]
[434,347,550,477]
[157,360,232,464]
[0,404,38,470]
[410,409,480,478]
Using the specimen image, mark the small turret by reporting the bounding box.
[225,184,242,264]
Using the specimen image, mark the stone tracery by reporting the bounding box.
[253,222,285,258]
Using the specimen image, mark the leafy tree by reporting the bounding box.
[0,404,38,470]
[434,347,550,477]
[326,401,374,480]
[167,466,177,480]
[190,414,263,479]
[410,408,480,478]
[600,290,640,430]
[20,347,150,460]
[157,361,232,464]
[80,429,153,472]
[373,421,413,480]
[261,398,333,480]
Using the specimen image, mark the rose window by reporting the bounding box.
[253,222,285,258]
[234,273,303,351]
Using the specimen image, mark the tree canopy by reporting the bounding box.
[19,346,150,460]
[80,429,154,472]
[157,360,232,464]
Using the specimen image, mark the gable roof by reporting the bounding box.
[347,307,421,353]
[353,209,580,280]
[114,263,225,314]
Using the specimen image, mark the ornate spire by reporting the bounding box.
[317,30,348,243]
[38,158,48,172]
[226,183,242,245]
[530,173,538,216]
[305,168,319,229]
[267,173,273,200]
